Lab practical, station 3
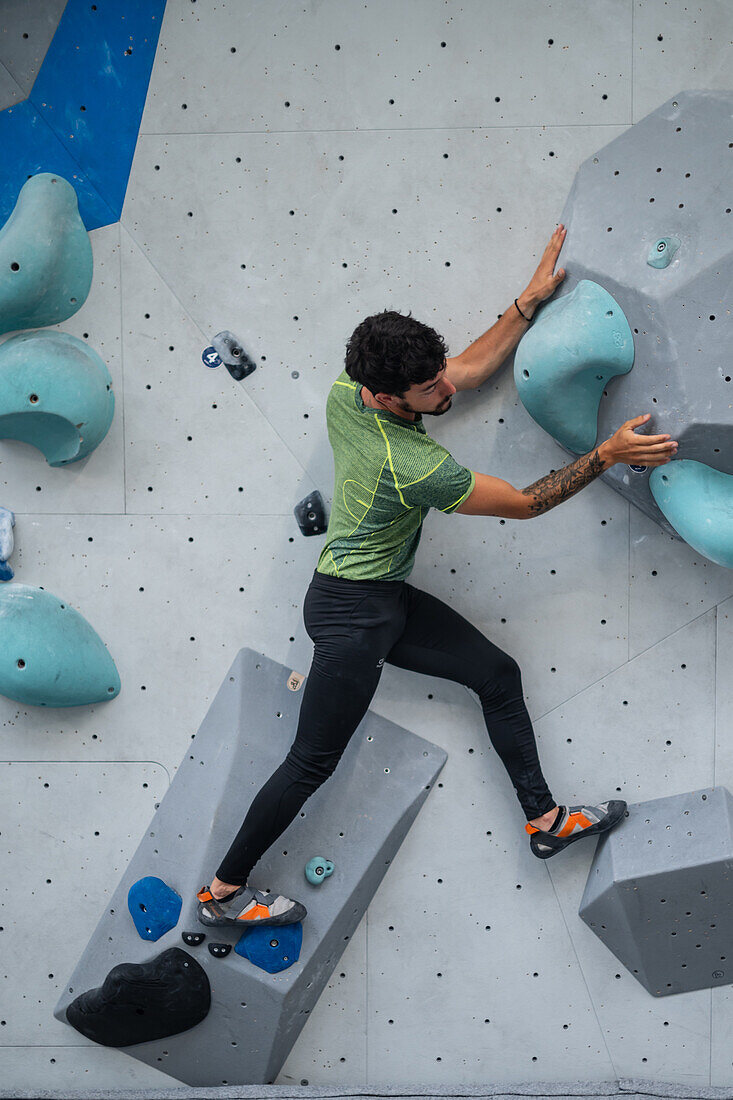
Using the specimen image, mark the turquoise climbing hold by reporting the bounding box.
[0,173,92,335]
[514,280,635,454]
[0,583,120,706]
[647,236,681,269]
[305,856,334,885]
[649,460,733,569]
[0,330,114,465]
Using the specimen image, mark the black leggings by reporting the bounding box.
[216,569,556,885]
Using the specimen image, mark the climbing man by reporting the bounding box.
[196,223,678,930]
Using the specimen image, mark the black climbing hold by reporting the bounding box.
[628,464,648,473]
[206,941,230,959]
[182,931,205,947]
[211,330,257,381]
[208,941,231,958]
[294,490,327,536]
[65,947,210,1047]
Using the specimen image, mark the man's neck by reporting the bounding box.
[361,385,415,422]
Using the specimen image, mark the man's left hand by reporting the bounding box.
[522,224,567,308]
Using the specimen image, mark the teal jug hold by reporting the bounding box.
[0,330,114,465]
[0,173,92,335]
[0,583,121,706]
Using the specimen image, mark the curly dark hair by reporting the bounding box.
[344,309,448,398]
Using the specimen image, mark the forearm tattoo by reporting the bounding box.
[520,448,605,516]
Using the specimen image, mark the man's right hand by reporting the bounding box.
[600,413,678,467]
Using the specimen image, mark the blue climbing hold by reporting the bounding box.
[0,583,120,707]
[0,174,92,336]
[650,460,733,569]
[646,236,681,269]
[0,508,14,582]
[0,330,114,466]
[235,922,303,974]
[514,279,635,454]
[127,877,182,942]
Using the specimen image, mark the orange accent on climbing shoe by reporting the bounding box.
[237,903,270,921]
[197,887,214,902]
[525,822,539,834]
[559,811,593,837]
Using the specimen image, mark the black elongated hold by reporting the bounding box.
[208,941,231,958]
[65,947,210,1047]
[182,931,206,947]
[211,330,257,381]
[294,490,327,536]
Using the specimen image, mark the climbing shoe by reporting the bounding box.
[525,800,627,859]
[196,884,307,928]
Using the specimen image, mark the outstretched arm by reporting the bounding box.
[520,445,607,517]
[455,416,678,519]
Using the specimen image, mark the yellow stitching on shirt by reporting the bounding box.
[327,547,341,576]
[342,458,389,543]
[342,458,386,524]
[375,416,409,507]
[330,510,412,573]
[378,418,453,493]
[442,482,473,512]
[402,451,450,488]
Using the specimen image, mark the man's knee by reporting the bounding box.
[473,648,523,701]
[497,651,522,682]
[285,744,343,788]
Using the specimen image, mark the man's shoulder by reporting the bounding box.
[331,368,354,390]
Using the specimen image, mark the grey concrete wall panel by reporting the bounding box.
[525,90,733,549]
[54,647,448,1086]
[0,1,67,108]
[579,787,733,997]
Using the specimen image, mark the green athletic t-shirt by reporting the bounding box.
[315,369,475,581]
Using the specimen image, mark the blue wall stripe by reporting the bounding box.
[0,0,167,232]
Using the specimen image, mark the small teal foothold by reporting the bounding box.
[514,279,635,454]
[646,235,681,269]
[650,460,733,569]
[235,921,303,974]
[128,877,182,942]
[305,856,334,885]
[0,583,121,706]
[0,173,93,336]
[0,330,114,466]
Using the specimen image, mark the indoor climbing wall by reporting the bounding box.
[2,0,733,1095]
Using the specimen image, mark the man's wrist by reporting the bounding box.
[597,439,616,469]
[516,290,540,321]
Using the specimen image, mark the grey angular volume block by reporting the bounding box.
[579,787,733,997]
[54,647,447,1085]
[524,90,733,565]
